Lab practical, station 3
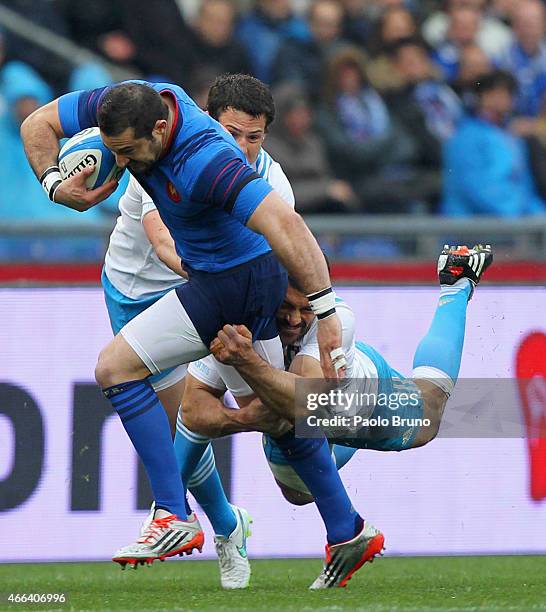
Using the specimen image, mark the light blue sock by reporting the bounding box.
[174,417,237,537]
[412,278,472,388]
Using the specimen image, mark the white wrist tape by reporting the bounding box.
[40,166,63,202]
[330,347,347,372]
[307,287,336,320]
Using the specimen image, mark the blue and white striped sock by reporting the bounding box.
[174,417,237,537]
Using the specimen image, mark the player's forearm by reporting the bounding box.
[233,352,298,420]
[182,392,255,438]
[270,214,330,294]
[187,403,257,437]
[155,243,188,279]
[21,103,63,179]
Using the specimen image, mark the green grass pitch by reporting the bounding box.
[0,556,544,611]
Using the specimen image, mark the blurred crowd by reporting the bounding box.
[1,0,546,260]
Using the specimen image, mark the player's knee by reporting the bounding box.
[95,345,120,388]
[181,398,199,432]
[409,420,441,448]
[276,480,314,506]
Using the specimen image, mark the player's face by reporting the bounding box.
[217,108,266,165]
[276,285,315,346]
[101,125,164,174]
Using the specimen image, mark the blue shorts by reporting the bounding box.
[176,252,288,346]
[101,269,182,387]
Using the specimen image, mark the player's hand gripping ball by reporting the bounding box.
[58,127,125,188]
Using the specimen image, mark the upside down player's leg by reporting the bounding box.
[411,244,493,446]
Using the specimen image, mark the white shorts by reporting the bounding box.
[121,289,284,394]
[187,338,284,398]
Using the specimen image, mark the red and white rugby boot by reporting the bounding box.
[437,244,493,299]
[113,512,204,569]
[309,521,385,589]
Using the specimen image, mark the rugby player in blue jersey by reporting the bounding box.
[181,244,493,588]
[21,80,358,571]
[101,74,294,588]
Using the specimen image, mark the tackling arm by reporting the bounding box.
[212,324,328,421]
[182,374,290,438]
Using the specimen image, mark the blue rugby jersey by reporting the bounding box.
[57,81,274,272]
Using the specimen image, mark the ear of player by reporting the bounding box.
[437,244,493,298]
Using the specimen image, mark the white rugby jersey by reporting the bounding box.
[188,298,379,401]
[104,148,295,299]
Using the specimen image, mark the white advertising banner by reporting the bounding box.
[1,287,545,562]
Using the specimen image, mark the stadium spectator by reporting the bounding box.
[490,0,519,24]
[362,0,421,22]
[316,46,437,213]
[116,0,194,86]
[497,0,546,117]
[389,38,462,141]
[442,70,545,217]
[0,61,108,260]
[265,83,358,213]
[186,0,251,78]
[61,0,196,85]
[368,5,418,54]
[338,0,372,48]
[366,7,419,90]
[430,6,481,82]
[236,0,309,82]
[271,0,348,101]
[57,0,132,67]
[517,93,546,201]
[526,128,546,202]
[422,0,512,59]
[0,0,72,94]
[451,43,493,107]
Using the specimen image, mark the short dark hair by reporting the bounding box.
[98,83,168,139]
[206,73,275,129]
[474,69,517,96]
[386,35,429,60]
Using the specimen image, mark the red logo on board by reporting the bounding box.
[516,331,546,502]
[166,181,181,203]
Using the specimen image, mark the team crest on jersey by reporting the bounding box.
[166,181,181,202]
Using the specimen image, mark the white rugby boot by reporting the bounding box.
[214,505,253,589]
[113,512,204,569]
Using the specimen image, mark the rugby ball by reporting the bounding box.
[58,127,125,188]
